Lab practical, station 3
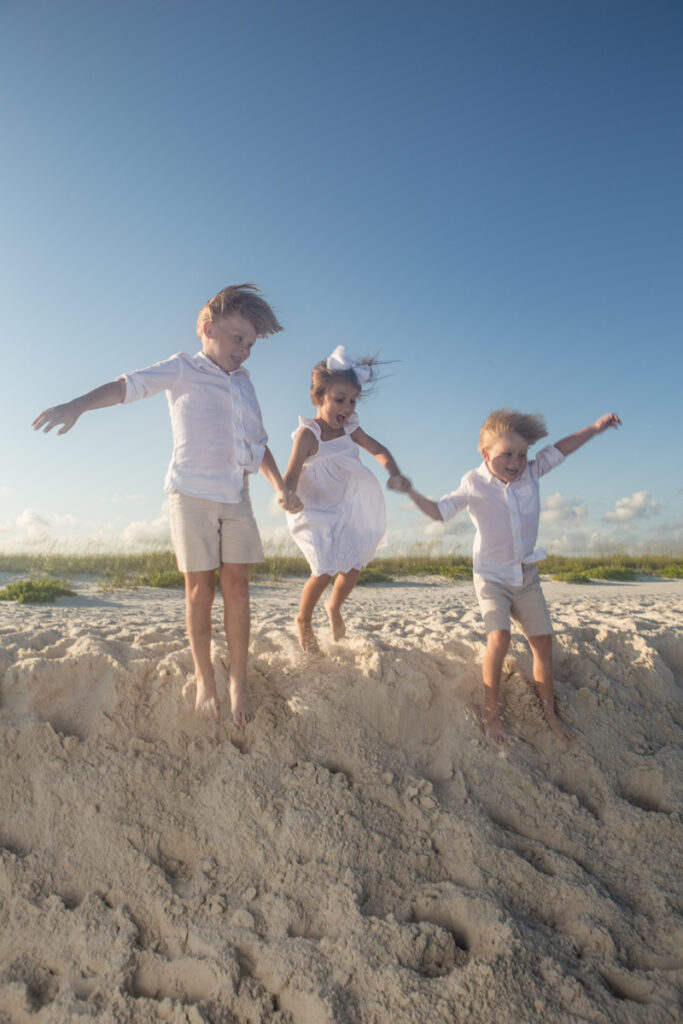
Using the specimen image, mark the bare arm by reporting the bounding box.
[407,485,443,521]
[351,427,411,492]
[32,379,126,435]
[554,412,621,457]
[260,445,303,513]
[282,428,318,493]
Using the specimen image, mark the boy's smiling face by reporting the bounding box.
[482,432,529,484]
[202,312,257,373]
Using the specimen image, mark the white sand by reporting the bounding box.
[1,577,681,1023]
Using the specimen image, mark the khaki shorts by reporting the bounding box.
[473,565,552,637]
[169,483,264,573]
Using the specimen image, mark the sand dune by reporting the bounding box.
[1,578,682,1023]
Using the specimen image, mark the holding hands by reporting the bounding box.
[279,488,304,514]
[387,473,412,493]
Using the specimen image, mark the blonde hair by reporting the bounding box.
[196,283,283,341]
[478,408,547,453]
[309,355,377,405]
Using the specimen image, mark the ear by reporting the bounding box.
[202,320,213,339]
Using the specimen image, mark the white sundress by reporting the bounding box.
[286,413,386,577]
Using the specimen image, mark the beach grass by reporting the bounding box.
[0,578,77,604]
[0,548,681,600]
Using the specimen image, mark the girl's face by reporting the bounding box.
[482,432,529,483]
[316,379,360,431]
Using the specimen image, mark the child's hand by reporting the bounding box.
[32,401,82,435]
[387,473,411,493]
[594,412,621,434]
[280,488,303,514]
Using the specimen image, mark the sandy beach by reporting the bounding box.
[1,577,681,1023]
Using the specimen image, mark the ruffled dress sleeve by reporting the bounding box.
[342,412,360,435]
[292,415,322,442]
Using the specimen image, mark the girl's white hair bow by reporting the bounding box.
[326,345,372,385]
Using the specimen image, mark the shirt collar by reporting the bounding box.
[192,350,250,378]
[476,461,498,484]
[475,461,531,487]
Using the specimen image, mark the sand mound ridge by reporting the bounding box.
[1,580,682,1023]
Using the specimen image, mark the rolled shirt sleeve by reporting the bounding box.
[120,355,183,403]
[529,444,565,479]
[118,351,268,503]
[437,477,471,521]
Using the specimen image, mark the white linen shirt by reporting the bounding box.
[121,351,268,503]
[437,445,565,587]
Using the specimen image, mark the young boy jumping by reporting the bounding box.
[33,283,302,727]
[407,409,621,744]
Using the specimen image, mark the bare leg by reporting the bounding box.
[528,634,575,743]
[325,569,361,640]
[185,569,220,719]
[296,573,332,653]
[482,630,510,743]
[219,563,253,726]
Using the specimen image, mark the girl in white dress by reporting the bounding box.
[284,346,411,653]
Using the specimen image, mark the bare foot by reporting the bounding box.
[483,706,508,744]
[195,680,220,720]
[325,602,346,640]
[296,616,321,654]
[542,702,575,743]
[229,678,254,727]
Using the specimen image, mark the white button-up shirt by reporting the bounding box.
[121,351,268,503]
[437,445,564,587]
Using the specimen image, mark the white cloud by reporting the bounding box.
[53,513,80,527]
[541,492,586,525]
[260,525,299,554]
[118,502,171,549]
[0,509,52,549]
[603,491,661,523]
[424,515,474,539]
[0,504,173,552]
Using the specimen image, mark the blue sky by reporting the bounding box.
[2,0,681,556]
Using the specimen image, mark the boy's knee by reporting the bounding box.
[528,633,553,655]
[185,571,217,605]
[487,629,510,652]
[219,564,250,600]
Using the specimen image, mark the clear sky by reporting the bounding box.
[2,0,681,557]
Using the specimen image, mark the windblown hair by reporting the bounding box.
[310,355,378,406]
[196,283,283,340]
[478,408,548,453]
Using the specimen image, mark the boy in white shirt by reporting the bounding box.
[33,284,302,728]
[407,409,620,744]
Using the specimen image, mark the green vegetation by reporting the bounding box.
[0,548,681,592]
[541,554,678,584]
[0,578,76,604]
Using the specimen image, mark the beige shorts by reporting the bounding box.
[169,483,264,573]
[473,565,553,637]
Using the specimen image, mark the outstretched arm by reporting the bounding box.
[554,412,621,457]
[351,427,411,492]
[32,379,127,435]
[407,485,444,521]
[260,446,303,513]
